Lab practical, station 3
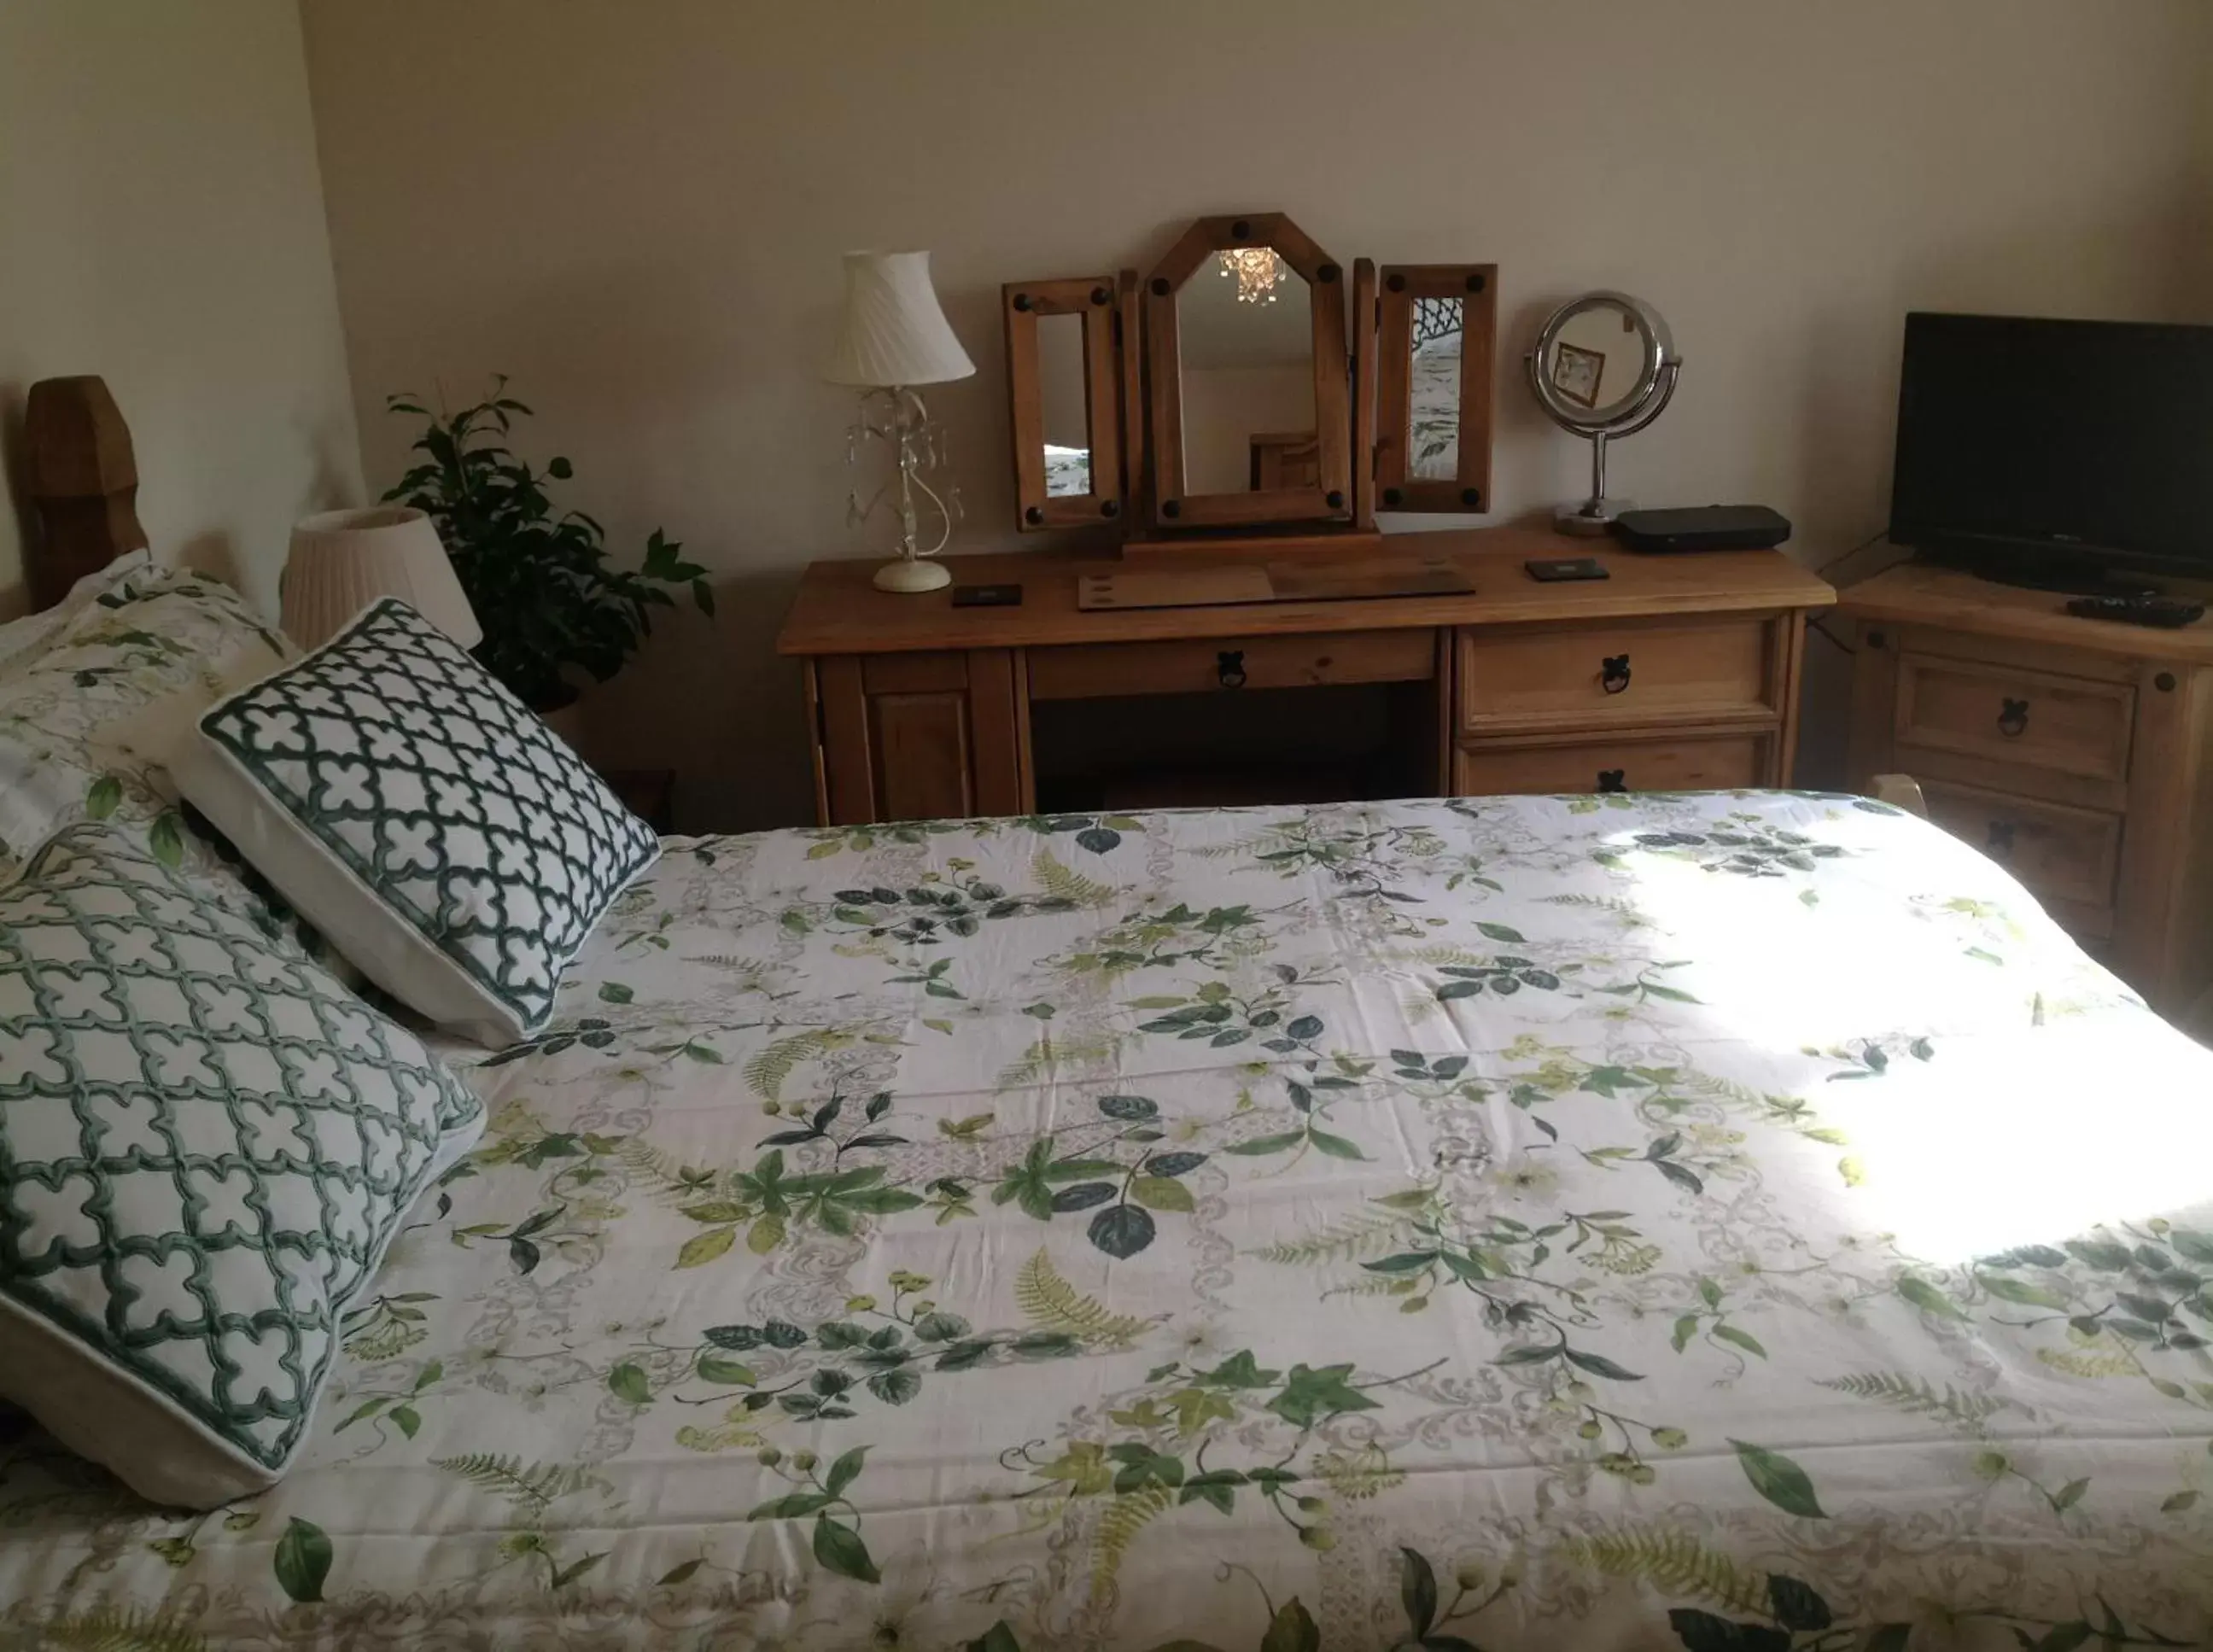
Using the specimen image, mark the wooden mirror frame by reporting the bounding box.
[1375,264,1498,514]
[1144,212,1352,532]
[1003,275,1126,531]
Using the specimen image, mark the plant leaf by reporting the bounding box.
[1400,1546,1438,1638]
[1766,1573,1832,1632]
[1896,1274,1968,1320]
[1260,1598,1320,1652]
[1730,1439,1826,1519]
[1131,1176,1195,1214]
[274,1517,333,1603]
[678,1226,736,1269]
[812,1515,880,1583]
[1712,1324,1768,1360]
[1089,1204,1157,1259]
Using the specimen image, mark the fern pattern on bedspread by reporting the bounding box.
[3,791,2210,1650]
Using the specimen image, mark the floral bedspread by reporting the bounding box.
[5,792,2212,1650]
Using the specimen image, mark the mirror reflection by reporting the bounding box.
[1408,296,1463,480]
[1549,301,1649,422]
[1177,247,1315,493]
[1035,311,1091,497]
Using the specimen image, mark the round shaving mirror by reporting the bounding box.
[1527,291,1680,535]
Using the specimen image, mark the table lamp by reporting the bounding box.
[825,250,975,593]
[280,506,482,652]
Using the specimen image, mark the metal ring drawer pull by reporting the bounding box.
[1217,650,1247,689]
[1597,768,1627,793]
[1986,820,2016,854]
[1997,697,2029,738]
[1600,654,1632,695]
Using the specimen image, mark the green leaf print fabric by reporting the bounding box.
[3,792,2210,1650]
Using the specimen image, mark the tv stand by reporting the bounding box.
[1840,558,2213,1017]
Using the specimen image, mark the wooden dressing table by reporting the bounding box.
[789,212,1831,825]
[777,526,1834,825]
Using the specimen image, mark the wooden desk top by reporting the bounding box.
[776,526,1836,656]
[1837,562,2213,665]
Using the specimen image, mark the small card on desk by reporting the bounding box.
[1525,557,1609,582]
[951,583,1023,608]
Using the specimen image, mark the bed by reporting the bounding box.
[6,388,2213,1651]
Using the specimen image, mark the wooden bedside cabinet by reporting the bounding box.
[779,526,1833,834]
[1842,562,2213,1015]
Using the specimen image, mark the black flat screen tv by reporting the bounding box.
[1889,312,2213,590]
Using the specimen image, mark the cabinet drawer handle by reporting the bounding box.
[1597,768,1627,793]
[1986,819,2016,854]
[1997,697,2029,738]
[1600,653,1632,695]
[1217,650,1247,689]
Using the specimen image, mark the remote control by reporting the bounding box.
[2064,593,2205,628]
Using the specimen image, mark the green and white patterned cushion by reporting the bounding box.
[173,599,659,1047]
[0,824,483,1509]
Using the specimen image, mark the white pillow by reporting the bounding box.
[0,558,293,890]
[170,598,659,1047]
[0,550,151,677]
[0,823,484,1508]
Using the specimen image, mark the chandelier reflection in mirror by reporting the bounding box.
[1217,247,1287,304]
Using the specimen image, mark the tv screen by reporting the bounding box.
[1889,312,2213,581]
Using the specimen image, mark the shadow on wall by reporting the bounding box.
[176,530,244,597]
[566,568,808,834]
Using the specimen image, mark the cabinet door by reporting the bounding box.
[813,651,1027,826]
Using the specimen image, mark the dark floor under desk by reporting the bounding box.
[1029,680,1441,813]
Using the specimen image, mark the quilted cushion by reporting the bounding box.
[0,824,483,1508]
[171,598,658,1047]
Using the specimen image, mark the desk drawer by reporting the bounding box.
[1895,653,2133,783]
[1458,619,1774,733]
[1920,778,2120,932]
[1453,732,1768,797]
[1028,629,1434,701]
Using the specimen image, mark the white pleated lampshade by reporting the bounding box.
[281,506,482,652]
[824,250,976,388]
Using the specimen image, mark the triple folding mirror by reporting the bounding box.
[1003,211,1498,545]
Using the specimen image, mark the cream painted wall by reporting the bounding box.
[1035,314,1089,454]
[298,0,2213,830]
[0,0,359,620]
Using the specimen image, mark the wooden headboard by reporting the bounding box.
[21,376,148,611]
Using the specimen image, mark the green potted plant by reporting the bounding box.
[382,379,710,717]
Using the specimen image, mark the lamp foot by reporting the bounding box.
[873,557,952,593]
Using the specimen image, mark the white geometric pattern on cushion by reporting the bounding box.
[172,599,659,1047]
[0,824,482,1509]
